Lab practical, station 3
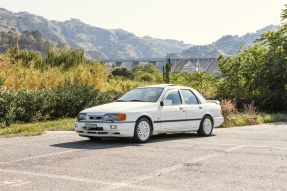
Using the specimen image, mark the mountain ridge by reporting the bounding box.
[0,8,280,59]
[167,25,279,58]
[0,8,192,59]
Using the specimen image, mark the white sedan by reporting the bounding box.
[74,84,224,142]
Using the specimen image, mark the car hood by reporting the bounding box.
[81,102,155,114]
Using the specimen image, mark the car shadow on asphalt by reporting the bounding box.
[50,133,215,150]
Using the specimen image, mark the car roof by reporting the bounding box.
[142,84,192,90]
[135,84,207,103]
[143,84,174,88]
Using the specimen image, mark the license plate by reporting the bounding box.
[85,124,97,129]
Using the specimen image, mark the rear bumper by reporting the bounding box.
[74,121,135,138]
[213,116,224,127]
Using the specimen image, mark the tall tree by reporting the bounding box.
[27,35,36,43]
[218,4,287,112]
[163,58,172,83]
[253,4,287,111]
[44,40,54,50]
[56,40,67,49]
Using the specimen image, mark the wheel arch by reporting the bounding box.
[136,115,154,133]
[202,114,214,126]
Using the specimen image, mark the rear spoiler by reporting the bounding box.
[207,100,220,105]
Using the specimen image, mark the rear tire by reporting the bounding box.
[133,117,152,143]
[197,116,213,136]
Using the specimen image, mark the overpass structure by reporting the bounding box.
[99,57,218,73]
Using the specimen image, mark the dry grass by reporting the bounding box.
[243,100,257,116]
[0,57,147,92]
[220,99,237,115]
[0,118,75,137]
[220,112,287,128]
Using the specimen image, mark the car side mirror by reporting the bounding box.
[160,99,172,106]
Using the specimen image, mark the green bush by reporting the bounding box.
[0,84,124,128]
[17,49,43,68]
[135,73,156,82]
[45,48,85,69]
[111,67,134,79]
[131,63,162,82]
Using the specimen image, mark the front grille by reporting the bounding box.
[83,127,103,131]
[89,116,102,120]
[87,132,98,134]
[87,115,102,121]
[78,131,120,135]
[87,132,109,134]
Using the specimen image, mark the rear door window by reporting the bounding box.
[180,89,199,104]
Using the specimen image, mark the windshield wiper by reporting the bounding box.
[116,100,127,102]
[129,100,147,102]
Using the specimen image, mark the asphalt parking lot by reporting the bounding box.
[0,122,286,191]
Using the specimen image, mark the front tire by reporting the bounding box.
[133,117,152,143]
[197,116,213,136]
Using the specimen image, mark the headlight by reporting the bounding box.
[77,113,87,121]
[102,113,126,122]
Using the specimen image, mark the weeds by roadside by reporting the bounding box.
[243,100,257,116]
[0,118,75,137]
[218,99,281,127]
[220,113,287,128]
[220,99,237,114]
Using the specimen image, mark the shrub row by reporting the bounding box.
[0,84,123,127]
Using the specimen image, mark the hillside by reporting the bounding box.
[171,25,279,58]
[0,8,280,60]
[0,8,192,59]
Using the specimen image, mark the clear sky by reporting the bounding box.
[1,0,286,45]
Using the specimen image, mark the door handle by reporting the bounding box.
[179,107,185,112]
[199,106,203,109]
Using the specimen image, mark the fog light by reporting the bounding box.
[75,124,78,128]
[110,125,117,129]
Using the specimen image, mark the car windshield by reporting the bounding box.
[116,87,164,102]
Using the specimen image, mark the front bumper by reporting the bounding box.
[74,121,136,138]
